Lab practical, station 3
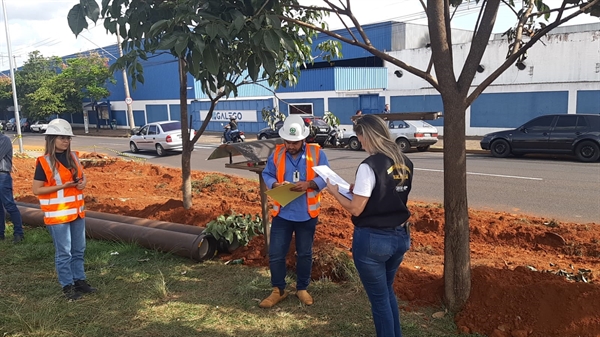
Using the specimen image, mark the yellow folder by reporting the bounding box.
[265,184,304,207]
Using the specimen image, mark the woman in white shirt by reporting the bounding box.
[326,115,413,337]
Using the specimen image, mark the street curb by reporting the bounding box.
[429,147,490,155]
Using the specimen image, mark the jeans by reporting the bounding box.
[269,216,318,291]
[352,225,411,337]
[0,173,24,238]
[47,216,87,287]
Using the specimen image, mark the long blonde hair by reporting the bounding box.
[353,115,408,184]
[44,135,79,177]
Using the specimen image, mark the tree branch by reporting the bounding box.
[500,0,519,16]
[319,1,361,43]
[471,0,487,41]
[510,0,535,57]
[256,0,271,16]
[457,0,500,95]
[427,0,456,93]
[419,0,435,75]
[534,2,581,18]
[444,0,454,60]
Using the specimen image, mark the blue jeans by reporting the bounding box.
[269,216,318,291]
[352,225,411,337]
[47,217,87,287]
[0,172,24,238]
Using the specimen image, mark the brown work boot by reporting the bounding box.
[296,290,313,306]
[259,287,289,308]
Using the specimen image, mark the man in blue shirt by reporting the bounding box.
[260,115,329,308]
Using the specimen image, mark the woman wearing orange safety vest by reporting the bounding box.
[259,115,330,309]
[32,118,97,301]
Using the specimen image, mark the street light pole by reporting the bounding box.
[1,0,23,153]
[116,27,135,132]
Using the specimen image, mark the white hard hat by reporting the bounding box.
[45,118,74,137]
[279,115,310,141]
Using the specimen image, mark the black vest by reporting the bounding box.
[351,153,413,229]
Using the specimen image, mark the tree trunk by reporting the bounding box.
[178,58,193,210]
[441,95,471,312]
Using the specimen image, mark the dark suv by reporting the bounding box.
[480,114,600,162]
[257,116,331,146]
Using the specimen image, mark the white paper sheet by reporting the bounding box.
[312,165,353,200]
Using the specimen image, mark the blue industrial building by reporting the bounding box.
[54,21,598,136]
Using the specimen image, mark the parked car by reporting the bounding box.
[6,118,16,131]
[256,116,332,146]
[340,119,439,152]
[480,114,600,162]
[257,120,283,140]
[30,120,50,133]
[6,117,31,132]
[129,120,195,156]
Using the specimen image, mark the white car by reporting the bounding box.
[30,120,50,133]
[129,120,195,156]
[340,119,439,152]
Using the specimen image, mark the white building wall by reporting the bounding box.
[383,24,600,135]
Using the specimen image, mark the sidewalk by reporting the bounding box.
[72,127,485,152]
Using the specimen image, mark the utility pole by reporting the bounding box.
[2,0,22,153]
[116,27,135,131]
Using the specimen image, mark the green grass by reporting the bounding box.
[0,225,484,337]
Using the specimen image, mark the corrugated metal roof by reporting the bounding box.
[334,67,388,91]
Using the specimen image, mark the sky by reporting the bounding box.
[0,0,597,71]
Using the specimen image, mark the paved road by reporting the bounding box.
[15,133,600,224]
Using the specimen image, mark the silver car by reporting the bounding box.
[341,119,439,152]
[129,121,195,156]
[30,120,50,133]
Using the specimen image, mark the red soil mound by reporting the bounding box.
[11,155,600,337]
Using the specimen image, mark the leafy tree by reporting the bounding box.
[25,53,113,120]
[54,53,114,115]
[13,51,62,118]
[261,107,286,130]
[26,77,66,118]
[68,0,340,209]
[0,77,13,118]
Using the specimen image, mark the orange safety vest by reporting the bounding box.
[36,152,85,225]
[270,143,321,218]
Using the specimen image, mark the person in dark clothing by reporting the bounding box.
[224,117,238,142]
[325,114,413,337]
[383,104,390,113]
[352,110,363,124]
[0,132,24,243]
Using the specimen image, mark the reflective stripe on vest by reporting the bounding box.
[270,143,321,218]
[37,152,86,225]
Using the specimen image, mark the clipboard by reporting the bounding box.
[312,165,353,200]
[265,184,304,206]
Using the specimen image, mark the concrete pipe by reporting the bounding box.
[17,205,216,262]
[16,202,205,235]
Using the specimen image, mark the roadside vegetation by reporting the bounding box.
[0,225,483,337]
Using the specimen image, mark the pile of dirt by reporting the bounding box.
[11,155,600,337]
